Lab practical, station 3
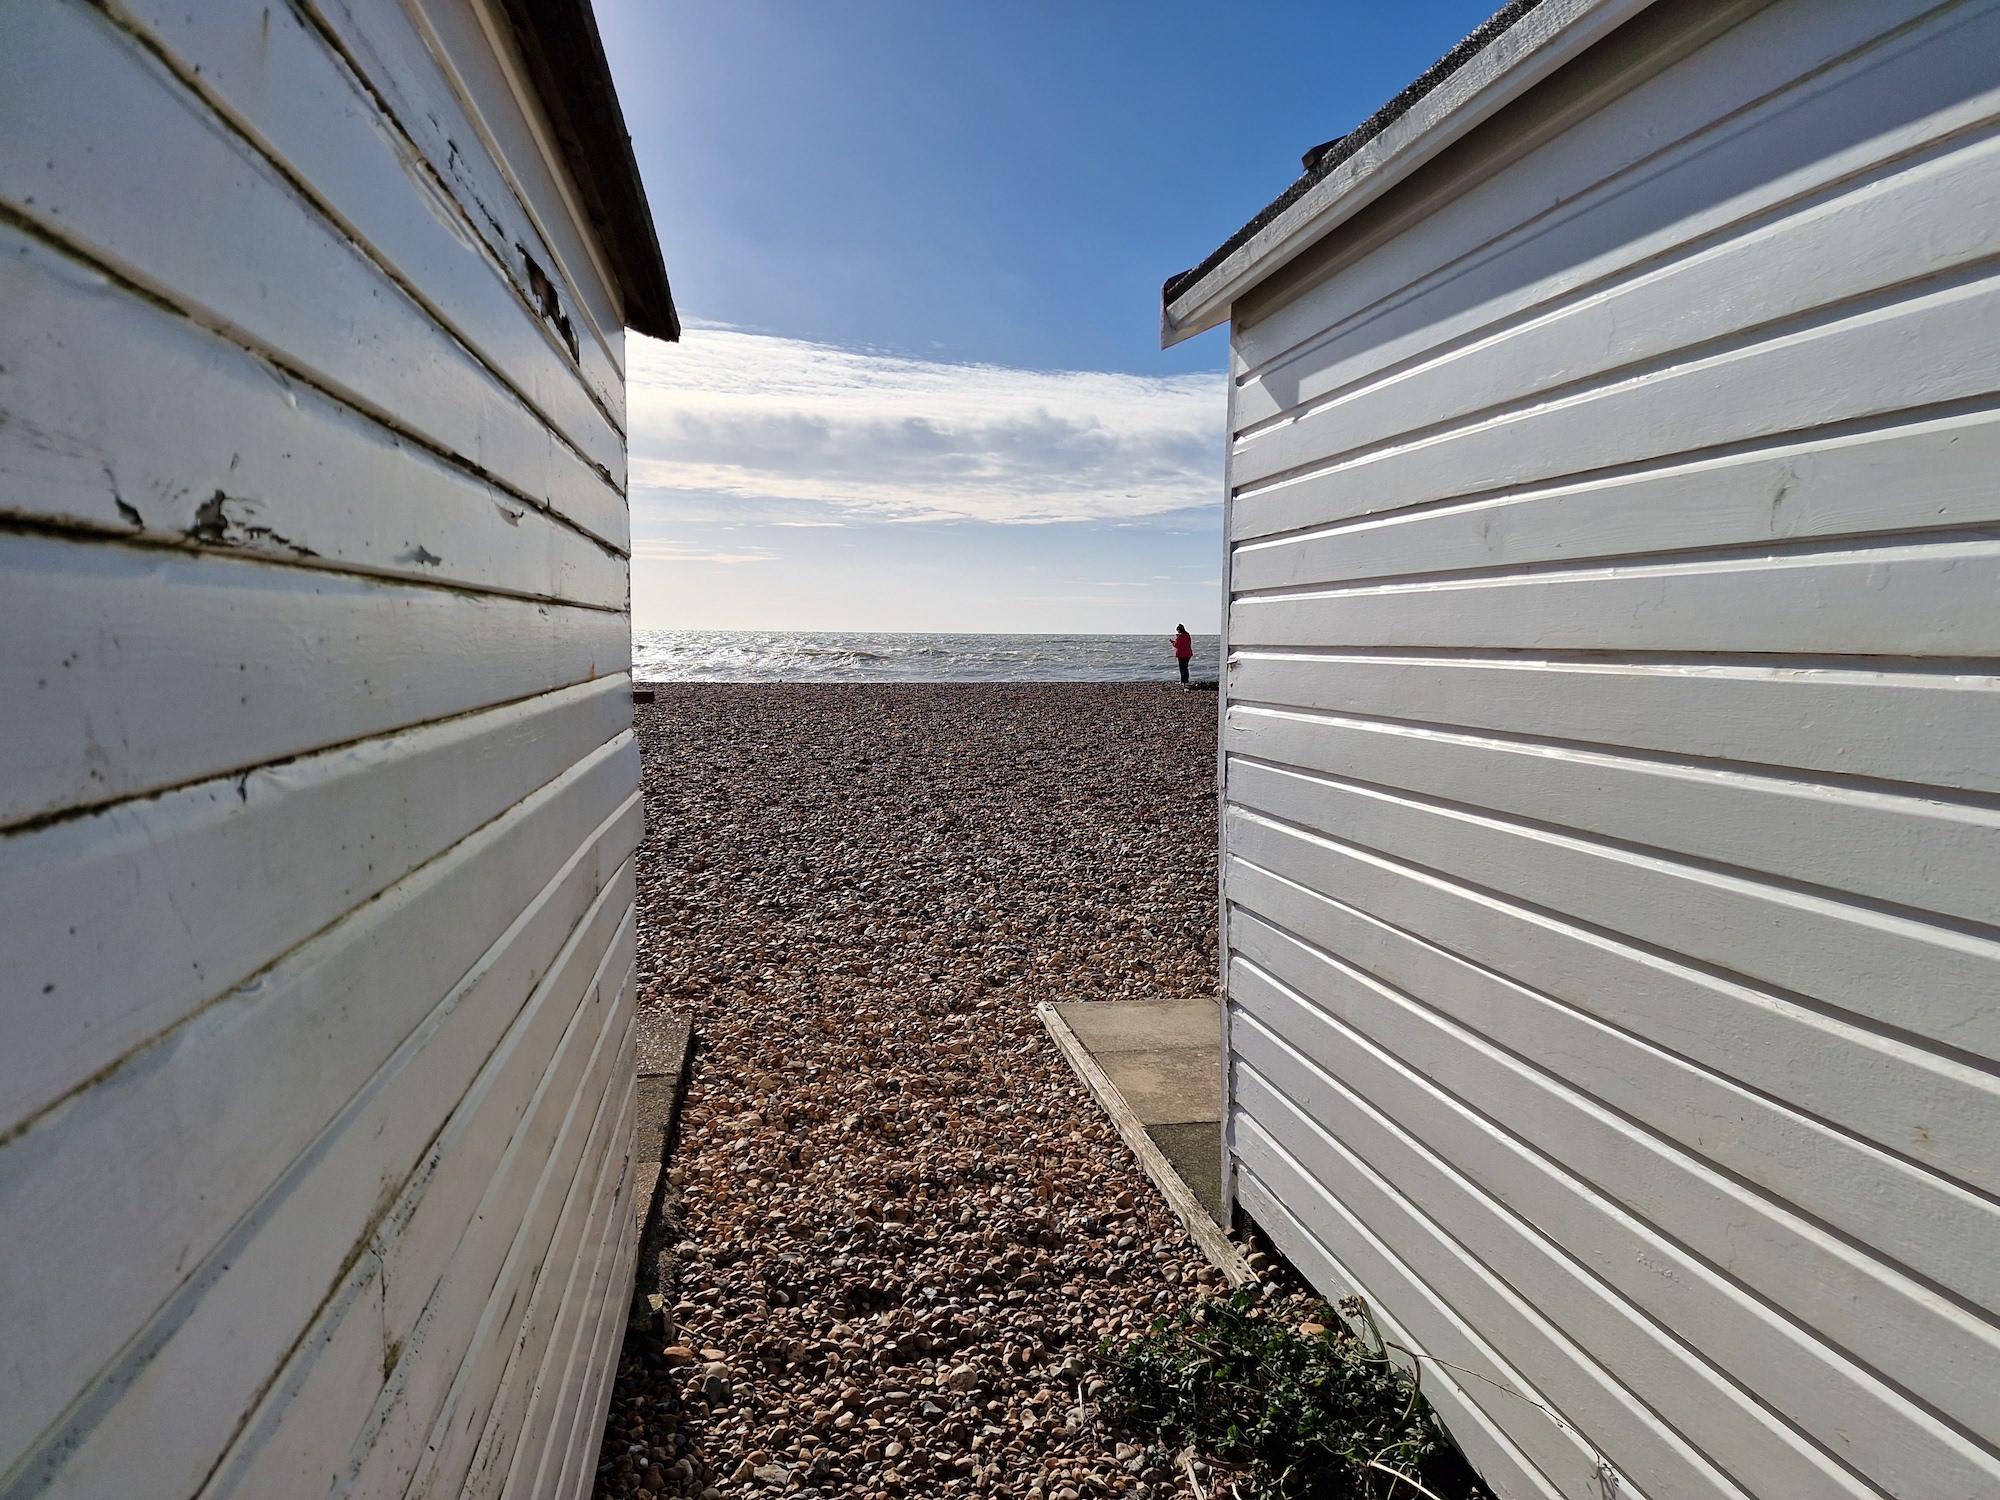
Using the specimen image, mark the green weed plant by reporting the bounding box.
[1107,1287,1485,1499]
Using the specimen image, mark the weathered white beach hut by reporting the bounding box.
[1165,1,2000,1495]
[1,0,673,1494]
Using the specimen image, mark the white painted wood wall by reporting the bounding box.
[1212,2,2000,1496]
[1,1,646,1495]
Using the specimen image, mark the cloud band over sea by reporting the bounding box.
[628,327,1224,525]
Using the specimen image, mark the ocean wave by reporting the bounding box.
[631,631,1219,684]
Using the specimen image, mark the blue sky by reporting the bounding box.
[596,0,1505,631]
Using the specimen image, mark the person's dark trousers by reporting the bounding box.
[1178,658,1190,684]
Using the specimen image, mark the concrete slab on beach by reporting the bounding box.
[1039,997,1252,1285]
[629,1011,694,1329]
[1053,997,1221,1131]
[632,1011,695,1242]
[1145,1122,1224,1238]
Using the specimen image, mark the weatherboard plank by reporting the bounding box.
[1229,910,2000,1477]
[536,1216,638,1500]
[462,1056,637,1500]
[365,936,632,1364]
[1223,823,2000,1315]
[1217,1,2000,1491]
[1,676,631,1139]
[0,740,637,1469]
[1230,267,2000,530]
[1,0,646,1492]
[536,1203,643,1500]
[541,1165,640,1500]
[353,0,625,351]
[1225,701,2000,927]
[0,0,625,518]
[1231,1010,1902,1500]
[1229,0,1984,404]
[1229,536,2000,657]
[0,222,626,598]
[184,876,635,1500]
[1227,1164,1574,1500]
[342,938,636,1499]
[1222,764,2000,1195]
[1235,118,2000,467]
[111,0,625,449]
[1229,407,2000,595]
[15,839,635,1500]
[1224,651,2000,795]
[492,1153,632,1500]
[1231,1099,1742,1500]
[1,530,628,827]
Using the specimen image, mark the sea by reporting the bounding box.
[632,631,1221,684]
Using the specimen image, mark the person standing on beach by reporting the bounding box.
[1170,624,1193,685]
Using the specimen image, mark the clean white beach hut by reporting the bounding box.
[1,0,673,1494]
[1165,1,2000,1496]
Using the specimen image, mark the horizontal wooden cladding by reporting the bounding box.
[62,903,635,1500]
[355,963,635,1500]
[1,224,626,602]
[537,1232,639,1500]
[1,531,629,827]
[378,0,625,364]
[1226,652,2000,795]
[1231,1087,1746,1500]
[1231,258,2000,541]
[1222,822,2000,1317]
[1225,702,2000,930]
[512,1224,633,1500]
[1231,1002,1959,1500]
[519,1134,641,1500]
[0,677,633,1139]
[547,1228,643,1500]
[1228,904,2000,1480]
[1231,0,1994,400]
[1226,1167,1575,1500]
[43,894,632,1496]
[1237,133,2000,482]
[1217,4,2000,1493]
[0,740,641,1485]
[108,0,626,445]
[382,0,624,368]
[1234,38,2000,433]
[518,1230,634,1500]
[441,1034,637,1500]
[1221,771,2000,1190]
[203,936,637,1500]
[480,1139,638,1500]
[1230,533,2000,657]
[1230,404,2000,594]
[0,0,627,537]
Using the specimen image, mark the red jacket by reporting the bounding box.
[1171,630,1193,659]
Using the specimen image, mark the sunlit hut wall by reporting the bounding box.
[1,0,677,1493]
[1164,0,2000,1496]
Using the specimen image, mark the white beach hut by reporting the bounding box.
[1164,1,2000,1495]
[1,0,673,1494]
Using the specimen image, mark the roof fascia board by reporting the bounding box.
[1161,0,1657,347]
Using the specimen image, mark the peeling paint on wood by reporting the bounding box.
[1,0,653,1494]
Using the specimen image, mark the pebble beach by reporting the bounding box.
[591,683,1290,1500]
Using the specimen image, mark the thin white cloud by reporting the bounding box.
[628,329,1223,524]
[631,538,777,565]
